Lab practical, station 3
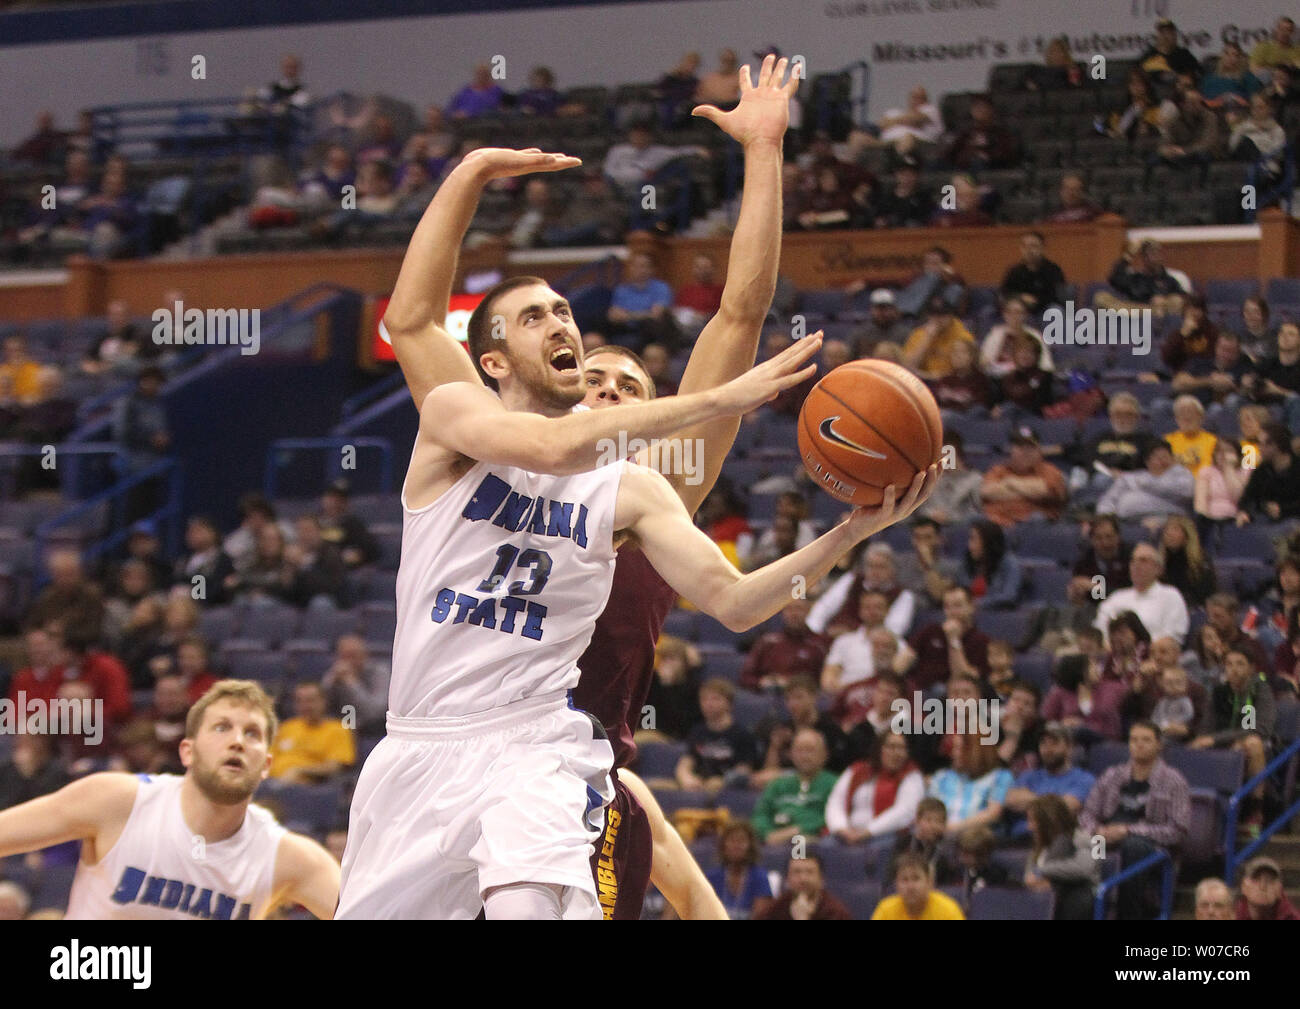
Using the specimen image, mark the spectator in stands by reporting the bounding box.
[903,296,976,380]
[0,735,69,814]
[1202,42,1261,111]
[873,157,934,230]
[849,289,909,356]
[980,428,1068,527]
[918,431,983,524]
[955,824,1009,904]
[1107,68,1163,141]
[821,591,914,693]
[1164,395,1217,475]
[693,48,741,107]
[110,365,170,518]
[145,674,190,762]
[672,254,724,339]
[631,343,677,400]
[1137,659,1206,743]
[1042,652,1127,743]
[1095,441,1194,523]
[515,66,562,116]
[1236,856,1300,920]
[644,635,701,742]
[1263,63,1300,114]
[225,493,293,572]
[895,516,961,607]
[268,681,355,784]
[299,145,355,207]
[318,480,379,568]
[751,727,839,844]
[393,160,439,221]
[757,852,852,920]
[1080,719,1190,918]
[655,52,702,130]
[171,635,218,705]
[1047,172,1103,224]
[1001,232,1067,314]
[605,252,680,352]
[932,339,992,417]
[284,514,349,608]
[1157,83,1223,166]
[945,95,1020,170]
[895,245,966,319]
[1094,543,1191,644]
[961,519,1024,609]
[1237,296,1277,362]
[676,678,757,792]
[1073,394,1159,510]
[1191,648,1276,835]
[930,174,994,229]
[996,678,1044,772]
[1259,556,1300,658]
[542,168,625,247]
[0,332,56,427]
[796,165,855,230]
[807,542,916,640]
[696,475,751,568]
[1139,18,1201,87]
[874,850,965,919]
[447,63,505,119]
[1028,572,1100,653]
[1157,515,1216,606]
[1004,722,1096,833]
[993,334,1057,419]
[754,677,850,783]
[1250,321,1300,433]
[705,821,772,919]
[1023,793,1099,920]
[1250,16,1300,72]
[902,585,991,694]
[104,557,160,647]
[82,300,148,376]
[0,882,31,922]
[227,523,296,605]
[825,730,924,845]
[1204,591,1271,672]
[876,86,942,153]
[173,515,235,605]
[927,730,1013,835]
[980,296,1050,378]
[12,109,62,165]
[1195,877,1235,919]
[26,549,105,647]
[502,177,558,249]
[405,104,456,165]
[322,633,390,737]
[1099,239,1184,313]
[259,53,311,113]
[75,155,138,259]
[1101,609,1152,685]
[740,599,828,692]
[1163,292,1220,373]
[1239,402,1270,458]
[9,626,64,713]
[602,123,706,202]
[1237,421,1300,522]
[1073,514,1132,591]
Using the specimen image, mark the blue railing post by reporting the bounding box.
[1093,849,1174,921]
[1224,736,1300,881]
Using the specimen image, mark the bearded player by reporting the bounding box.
[0,681,339,919]
[380,56,822,918]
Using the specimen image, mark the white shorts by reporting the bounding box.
[336,690,614,920]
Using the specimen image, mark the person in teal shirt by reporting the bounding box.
[1202,42,1262,110]
[752,728,839,844]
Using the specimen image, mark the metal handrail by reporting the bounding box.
[1223,735,1300,880]
[1093,847,1175,920]
[264,437,394,500]
[341,372,405,419]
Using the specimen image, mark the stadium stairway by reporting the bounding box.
[1170,835,1300,920]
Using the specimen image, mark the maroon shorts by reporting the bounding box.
[590,773,653,920]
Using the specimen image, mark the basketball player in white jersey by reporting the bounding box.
[338,164,937,927]
[0,681,339,919]
[379,56,798,919]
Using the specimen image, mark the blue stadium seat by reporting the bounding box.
[661,608,698,641]
[1087,739,1130,774]
[634,741,686,780]
[969,886,1054,920]
[731,689,778,731]
[1012,522,1078,562]
[29,863,78,913]
[688,836,719,871]
[1266,277,1300,307]
[1026,562,1072,602]
[815,841,870,886]
[1026,416,1079,448]
[697,613,738,645]
[299,606,360,642]
[285,644,334,682]
[358,569,398,604]
[198,605,237,642]
[359,603,397,645]
[975,606,1037,648]
[1204,279,1259,306]
[839,880,883,920]
[715,786,760,820]
[654,789,715,817]
[1013,650,1055,692]
[960,418,1012,448]
[259,779,344,835]
[799,289,847,319]
[233,602,299,648]
[705,650,745,683]
[224,650,289,687]
[1162,746,1244,794]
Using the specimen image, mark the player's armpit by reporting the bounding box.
[270,831,341,920]
[619,770,727,921]
[0,772,136,861]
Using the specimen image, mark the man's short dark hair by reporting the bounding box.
[466,275,550,391]
[238,492,276,521]
[926,245,952,263]
[911,516,941,533]
[917,796,947,819]
[788,850,824,872]
[1130,719,1162,743]
[893,851,933,880]
[582,344,655,399]
[1008,680,1041,704]
[1224,646,1256,669]
[1262,421,1292,454]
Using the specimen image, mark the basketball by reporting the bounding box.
[797,360,944,506]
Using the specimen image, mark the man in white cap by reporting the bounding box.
[851,288,909,357]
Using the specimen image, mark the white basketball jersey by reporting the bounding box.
[389,457,625,718]
[65,774,287,920]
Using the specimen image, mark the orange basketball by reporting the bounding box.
[797,360,944,506]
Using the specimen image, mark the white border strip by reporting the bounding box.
[1127,224,1261,243]
[0,269,68,287]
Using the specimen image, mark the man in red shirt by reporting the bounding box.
[902,585,991,694]
[8,627,65,710]
[980,428,1069,526]
[52,629,132,726]
[673,253,725,339]
[740,598,829,692]
[755,853,853,920]
[1236,857,1300,920]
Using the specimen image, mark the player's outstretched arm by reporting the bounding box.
[619,769,728,920]
[618,464,938,632]
[269,830,341,920]
[670,54,795,513]
[421,334,820,475]
[0,773,136,859]
[385,148,582,406]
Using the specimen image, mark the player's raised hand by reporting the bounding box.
[844,465,941,542]
[691,53,799,147]
[714,331,822,415]
[459,147,582,181]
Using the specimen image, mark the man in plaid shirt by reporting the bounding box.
[1080,720,1191,919]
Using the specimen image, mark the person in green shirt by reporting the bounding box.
[751,728,838,844]
[1250,17,1300,72]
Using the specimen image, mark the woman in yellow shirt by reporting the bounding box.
[1164,395,1217,475]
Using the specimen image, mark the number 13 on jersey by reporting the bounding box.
[430,544,554,640]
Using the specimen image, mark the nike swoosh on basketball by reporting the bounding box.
[819,417,888,459]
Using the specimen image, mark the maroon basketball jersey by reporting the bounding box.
[571,544,678,769]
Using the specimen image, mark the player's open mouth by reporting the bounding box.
[222,757,244,771]
[548,347,579,373]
